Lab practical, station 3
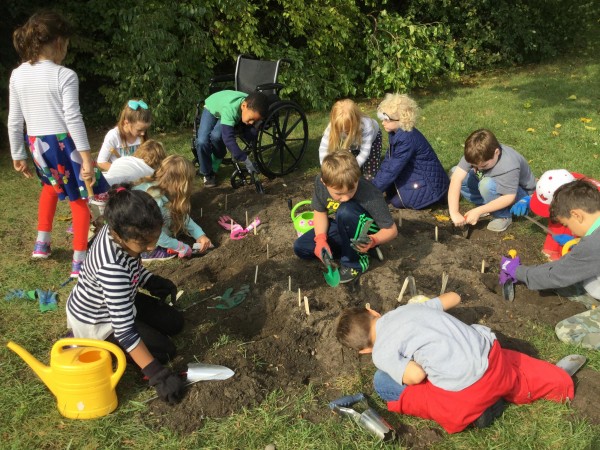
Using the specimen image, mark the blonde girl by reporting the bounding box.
[134,155,212,261]
[372,93,449,210]
[318,99,382,180]
[104,139,166,186]
[97,99,152,171]
[8,11,109,278]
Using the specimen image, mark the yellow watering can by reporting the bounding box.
[290,200,314,236]
[7,338,126,419]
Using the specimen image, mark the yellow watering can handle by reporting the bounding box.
[54,338,127,389]
[290,200,312,221]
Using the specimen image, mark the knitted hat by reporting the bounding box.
[530,169,575,217]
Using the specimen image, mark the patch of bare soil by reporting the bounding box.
[144,172,600,442]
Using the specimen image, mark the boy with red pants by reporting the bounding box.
[336,292,575,433]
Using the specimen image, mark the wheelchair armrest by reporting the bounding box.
[256,82,284,94]
[209,74,235,93]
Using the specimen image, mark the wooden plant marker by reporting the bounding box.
[440,272,449,296]
[254,265,259,284]
[304,296,310,316]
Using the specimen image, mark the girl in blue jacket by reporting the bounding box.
[373,94,449,209]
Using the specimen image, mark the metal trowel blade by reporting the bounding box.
[556,354,586,376]
[502,281,515,301]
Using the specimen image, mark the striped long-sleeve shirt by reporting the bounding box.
[8,60,90,160]
[66,225,153,352]
[318,116,380,167]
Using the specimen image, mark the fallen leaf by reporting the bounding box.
[551,130,560,137]
[594,154,599,159]
[568,95,577,100]
[434,214,451,222]
[554,123,561,128]
[502,234,515,241]
[585,126,597,131]
[526,128,535,132]
[523,102,532,109]
[580,117,593,123]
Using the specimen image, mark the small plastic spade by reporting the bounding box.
[322,249,340,287]
[502,249,517,302]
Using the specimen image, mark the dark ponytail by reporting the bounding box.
[104,184,163,242]
[13,11,72,62]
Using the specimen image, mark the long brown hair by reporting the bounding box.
[117,100,152,146]
[148,155,196,236]
[13,11,72,63]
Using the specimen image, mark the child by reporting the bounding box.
[318,99,382,180]
[336,293,575,433]
[511,169,600,261]
[8,11,108,278]
[134,155,212,261]
[66,185,185,404]
[372,94,449,209]
[501,180,600,303]
[103,139,166,186]
[293,151,397,283]
[97,99,152,171]
[193,90,269,187]
[448,129,536,232]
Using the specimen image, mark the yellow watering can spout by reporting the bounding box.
[7,341,57,396]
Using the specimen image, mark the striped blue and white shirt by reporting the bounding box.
[66,225,152,352]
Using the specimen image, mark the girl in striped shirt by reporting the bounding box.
[67,185,186,404]
[8,11,109,277]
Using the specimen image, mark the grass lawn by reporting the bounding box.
[1,32,600,449]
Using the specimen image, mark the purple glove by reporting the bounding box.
[552,234,575,246]
[499,256,521,284]
[510,195,531,217]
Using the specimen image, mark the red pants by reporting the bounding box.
[387,341,574,433]
[38,183,90,252]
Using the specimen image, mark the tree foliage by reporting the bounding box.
[3,0,596,129]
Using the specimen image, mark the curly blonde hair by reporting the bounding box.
[148,155,196,236]
[377,93,419,131]
[328,99,366,153]
[133,139,166,170]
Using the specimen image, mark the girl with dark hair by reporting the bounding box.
[66,185,186,405]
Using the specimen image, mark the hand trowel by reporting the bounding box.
[502,249,517,302]
[322,249,340,287]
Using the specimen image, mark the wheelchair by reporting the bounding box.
[192,54,309,191]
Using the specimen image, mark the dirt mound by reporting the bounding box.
[145,173,600,438]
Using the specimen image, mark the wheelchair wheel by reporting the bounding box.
[253,100,308,177]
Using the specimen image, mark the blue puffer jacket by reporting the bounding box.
[373,127,449,210]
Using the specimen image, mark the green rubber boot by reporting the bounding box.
[211,155,223,173]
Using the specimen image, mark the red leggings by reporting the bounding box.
[38,184,90,252]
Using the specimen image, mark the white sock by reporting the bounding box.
[73,250,86,262]
[37,231,51,243]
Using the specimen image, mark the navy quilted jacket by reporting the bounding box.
[373,127,449,209]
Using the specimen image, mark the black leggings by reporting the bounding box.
[108,292,184,364]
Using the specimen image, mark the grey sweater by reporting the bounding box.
[516,227,600,299]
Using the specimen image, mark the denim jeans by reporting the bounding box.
[195,108,227,176]
[459,169,529,219]
[373,370,406,401]
[293,201,376,272]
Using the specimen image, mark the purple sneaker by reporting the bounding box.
[71,260,83,278]
[32,241,51,259]
[141,247,176,263]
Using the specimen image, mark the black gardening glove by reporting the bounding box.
[144,275,177,304]
[142,359,186,405]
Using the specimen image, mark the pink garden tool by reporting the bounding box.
[217,215,261,240]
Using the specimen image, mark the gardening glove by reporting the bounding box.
[552,234,575,246]
[144,275,177,304]
[142,359,186,405]
[353,235,379,253]
[510,195,531,217]
[167,241,192,259]
[498,256,521,285]
[244,158,258,174]
[314,233,332,262]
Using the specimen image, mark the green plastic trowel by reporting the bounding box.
[322,249,340,287]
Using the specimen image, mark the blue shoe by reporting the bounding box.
[71,260,83,278]
[141,247,176,263]
[32,241,51,259]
